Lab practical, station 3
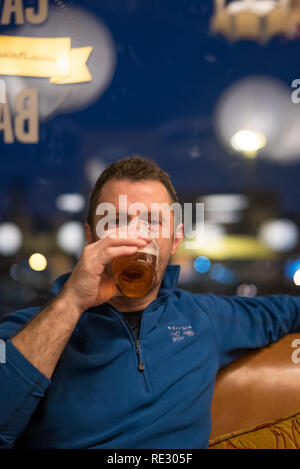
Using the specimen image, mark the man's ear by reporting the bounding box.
[84,222,95,245]
[171,223,184,255]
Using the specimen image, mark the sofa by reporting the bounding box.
[209,333,300,449]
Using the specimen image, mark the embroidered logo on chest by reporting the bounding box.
[168,325,195,342]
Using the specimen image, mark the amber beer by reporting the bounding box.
[108,221,159,298]
[112,250,157,298]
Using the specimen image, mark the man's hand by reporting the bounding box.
[10,232,150,379]
[60,234,150,313]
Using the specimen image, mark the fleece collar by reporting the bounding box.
[50,264,181,299]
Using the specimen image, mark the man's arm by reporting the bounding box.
[9,234,148,379]
[0,234,149,448]
[11,294,81,380]
[200,293,300,369]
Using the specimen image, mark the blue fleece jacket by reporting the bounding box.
[1,264,300,449]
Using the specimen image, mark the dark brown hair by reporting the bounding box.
[87,154,179,227]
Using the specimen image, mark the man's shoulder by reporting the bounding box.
[170,288,218,307]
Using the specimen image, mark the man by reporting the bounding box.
[0,154,300,449]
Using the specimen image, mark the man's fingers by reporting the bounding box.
[99,245,140,265]
[82,233,153,272]
[92,236,151,249]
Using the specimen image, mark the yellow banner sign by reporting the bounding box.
[0,35,92,84]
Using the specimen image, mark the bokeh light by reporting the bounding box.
[258,219,299,252]
[194,256,211,274]
[28,253,47,272]
[293,269,300,286]
[10,264,20,281]
[285,259,300,280]
[57,222,85,255]
[209,263,235,284]
[199,194,249,224]
[85,158,107,186]
[0,222,23,256]
[56,193,85,213]
[237,284,258,297]
[215,76,300,163]
[230,129,267,157]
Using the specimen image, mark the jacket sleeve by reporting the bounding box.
[201,293,300,370]
[0,307,51,448]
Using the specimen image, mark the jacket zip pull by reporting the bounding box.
[135,340,145,371]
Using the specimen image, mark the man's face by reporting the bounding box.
[85,178,183,296]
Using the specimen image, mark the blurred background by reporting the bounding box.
[2,0,300,316]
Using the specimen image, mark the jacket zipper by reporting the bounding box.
[124,318,150,393]
[135,339,145,371]
[135,338,150,392]
[105,306,152,393]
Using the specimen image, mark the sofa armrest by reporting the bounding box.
[210,333,300,440]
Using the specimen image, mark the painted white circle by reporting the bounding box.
[5,4,116,120]
[215,76,300,162]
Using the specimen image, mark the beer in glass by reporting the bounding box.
[111,224,159,298]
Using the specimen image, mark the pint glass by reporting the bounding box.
[111,224,159,298]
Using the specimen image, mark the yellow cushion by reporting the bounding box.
[209,411,300,449]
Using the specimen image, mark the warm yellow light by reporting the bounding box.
[293,269,300,286]
[231,130,267,157]
[29,253,47,272]
[179,235,275,260]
